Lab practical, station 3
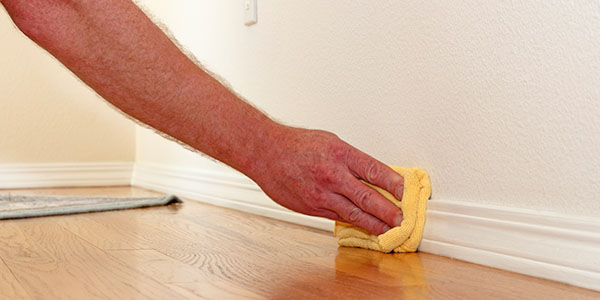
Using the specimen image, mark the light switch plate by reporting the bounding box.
[244,0,257,26]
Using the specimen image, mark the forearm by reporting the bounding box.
[2,0,408,235]
[1,0,279,176]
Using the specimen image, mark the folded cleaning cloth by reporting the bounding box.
[334,166,431,253]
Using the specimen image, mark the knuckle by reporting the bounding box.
[307,189,327,208]
[347,207,362,223]
[355,188,373,209]
[329,142,349,161]
[314,129,337,138]
[365,163,380,182]
[314,165,343,186]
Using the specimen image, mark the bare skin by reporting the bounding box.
[1,0,404,235]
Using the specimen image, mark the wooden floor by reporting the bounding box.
[0,186,598,300]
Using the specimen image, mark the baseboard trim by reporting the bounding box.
[131,162,333,231]
[0,162,133,189]
[421,201,600,291]
[131,163,599,291]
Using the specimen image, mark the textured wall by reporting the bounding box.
[0,7,135,163]
[137,0,600,217]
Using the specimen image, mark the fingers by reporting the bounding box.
[339,174,403,228]
[326,193,390,235]
[346,149,405,202]
[311,207,341,221]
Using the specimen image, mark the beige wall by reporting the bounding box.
[138,0,600,217]
[0,7,135,163]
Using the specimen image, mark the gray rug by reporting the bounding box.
[0,194,182,220]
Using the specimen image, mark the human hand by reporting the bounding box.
[249,125,404,235]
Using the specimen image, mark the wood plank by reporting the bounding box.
[317,247,600,300]
[73,204,395,298]
[165,282,258,300]
[0,219,186,299]
[1,186,598,300]
[85,210,325,298]
[65,199,600,300]
[107,249,265,300]
[55,213,156,250]
[0,257,31,300]
[416,252,600,300]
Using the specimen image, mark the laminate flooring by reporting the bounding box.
[0,186,597,300]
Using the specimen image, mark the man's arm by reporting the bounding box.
[1,0,404,234]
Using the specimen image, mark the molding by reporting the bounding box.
[131,162,333,231]
[131,162,600,291]
[421,201,600,291]
[0,162,133,189]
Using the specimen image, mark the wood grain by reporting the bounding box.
[107,249,264,300]
[0,220,185,299]
[0,256,30,300]
[0,186,598,300]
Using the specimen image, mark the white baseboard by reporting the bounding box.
[131,162,333,231]
[1,161,597,290]
[132,163,599,291]
[421,201,600,291]
[0,162,133,189]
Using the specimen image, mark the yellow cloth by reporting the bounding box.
[334,166,431,253]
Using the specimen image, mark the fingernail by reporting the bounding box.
[394,214,403,227]
[383,225,391,232]
[396,185,404,200]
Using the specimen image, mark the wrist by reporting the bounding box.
[240,120,291,180]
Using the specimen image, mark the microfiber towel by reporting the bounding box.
[334,166,431,253]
